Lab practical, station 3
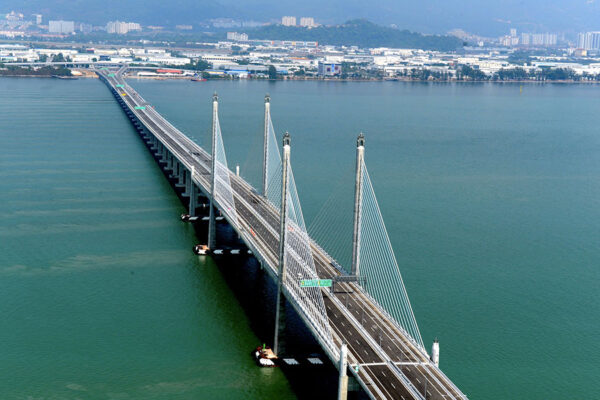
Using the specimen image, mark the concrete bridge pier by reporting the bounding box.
[183,169,192,197]
[155,142,163,158]
[176,162,185,187]
[159,144,168,164]
[166,153,173,171]
[188,169,198,216]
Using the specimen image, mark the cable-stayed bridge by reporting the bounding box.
[96,66,468,400]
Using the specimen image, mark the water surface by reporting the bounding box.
[1,77,598,400]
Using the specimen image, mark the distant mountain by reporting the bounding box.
[0,0,236,25]
[3,0,600,36]
[246,20,463,51]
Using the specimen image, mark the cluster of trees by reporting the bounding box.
[400,66,600,82]
[399,68,453,81]
[167,59,210,71]
[339,62,383,79]
[247,19,463,51]
[0,65,72,77]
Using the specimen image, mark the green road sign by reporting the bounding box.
[300,279,332,288]
[108,73,115,77]
[135,106,146,110]
[116,84,124,88]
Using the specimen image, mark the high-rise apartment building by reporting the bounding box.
[578,32,600,50]
[281,16,296,26]
[106,21,142,34]
[227,32,249,41]
[48,20,75,34]
[519,32,557,47]
[300,17,316,27]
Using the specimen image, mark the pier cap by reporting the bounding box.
[357,132,365,147]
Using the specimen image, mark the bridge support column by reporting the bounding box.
[161,144,167,162]
[274,132,291,356]
[207,93,218,250]
[351,133,365,277]
[184,169,192,197]
[337,343,349,400]
[262,94,270,196]
[188,166,197,216]
[177,162,185,186]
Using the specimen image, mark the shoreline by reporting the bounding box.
[3,73,599,84]
[122,75,600,84]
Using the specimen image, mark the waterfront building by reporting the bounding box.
[318,61,342,76]
[281,16,296,26]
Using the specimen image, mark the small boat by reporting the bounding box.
[253,344,278,367]
[191,74,206,82]
[193,244,209,255]
[180,213,199,222]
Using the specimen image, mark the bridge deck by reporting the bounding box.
[97,66,467,400]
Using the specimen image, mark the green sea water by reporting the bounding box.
[1,77,599,399]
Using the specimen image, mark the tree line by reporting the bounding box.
[400,66,600,82]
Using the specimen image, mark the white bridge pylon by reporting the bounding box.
[352,134,425,351]
[210,97,239,228]
[264,102,336,358]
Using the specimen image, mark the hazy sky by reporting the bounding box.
[3,0,600,36]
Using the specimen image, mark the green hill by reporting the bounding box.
[247,20,463,51]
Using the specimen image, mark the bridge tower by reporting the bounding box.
[208,93,218,250]
[351,133,365,276]
[262,94,270,196]
[273,132,291,356]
